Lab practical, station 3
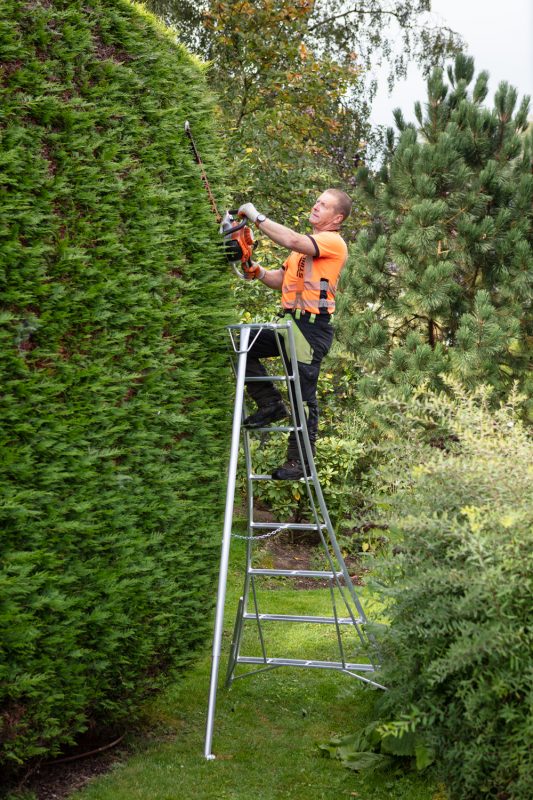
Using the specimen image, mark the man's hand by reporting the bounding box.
[238,202,260,223]
[243,262,265,281]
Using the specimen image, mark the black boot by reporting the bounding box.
[244,400,288,429]
[271,458,305,480]
[274,399,317,480]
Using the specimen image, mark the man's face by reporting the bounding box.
[309,192,343,232]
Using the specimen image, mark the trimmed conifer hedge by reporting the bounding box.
[0,0,233,768]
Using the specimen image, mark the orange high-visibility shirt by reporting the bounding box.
[281,230,348,315]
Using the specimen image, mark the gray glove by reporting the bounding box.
[238,202,260,223]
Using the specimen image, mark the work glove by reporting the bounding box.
[238,202,260,223]
[243,262,265,281]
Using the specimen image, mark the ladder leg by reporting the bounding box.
[278,321,381,667]
[225,403,258,684]
[250,576,268,662]
[204,326,250,760]
[226,596,245,687]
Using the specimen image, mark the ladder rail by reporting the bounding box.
[271,326,372,637]
[248,320,376,654]
[284,323,370,626]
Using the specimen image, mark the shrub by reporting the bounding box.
[0,0,233,770]
[371,384,533,800]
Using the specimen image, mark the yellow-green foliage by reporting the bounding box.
[0,0,233,769]
[372,384,533,800]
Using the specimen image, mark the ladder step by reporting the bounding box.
[249,568,343,578]
[247,425,298,433]
[245,375,293,382]
[251,522,326,531]
[236,656,374,671]
[251,474,306,481]
[243,612,361,625]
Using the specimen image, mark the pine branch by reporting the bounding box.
[390,315,427,337]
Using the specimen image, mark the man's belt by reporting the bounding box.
[283,308,333,325]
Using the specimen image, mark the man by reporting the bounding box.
[238,188,352,480]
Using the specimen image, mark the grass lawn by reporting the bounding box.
[71,538,441,800]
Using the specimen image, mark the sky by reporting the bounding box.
[369,0,533,129]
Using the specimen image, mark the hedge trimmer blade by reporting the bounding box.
[184,120,221,223]
[184,121,256,279]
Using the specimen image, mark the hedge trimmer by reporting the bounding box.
[184,121,256,279]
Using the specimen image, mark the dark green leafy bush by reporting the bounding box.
[0,0,233,769]
[371,384,533,800]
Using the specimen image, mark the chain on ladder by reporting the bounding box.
[204,323,384,760]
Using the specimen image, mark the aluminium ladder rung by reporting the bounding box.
[243,612,362,625]
[236,656,374,672]
[249,567,343,578]
[245,375,292,382]
[247,425,299,433]
[251,473,307,481]
[250,522,326,531]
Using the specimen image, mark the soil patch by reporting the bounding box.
[5,734,129,800]
[254,530,365,589]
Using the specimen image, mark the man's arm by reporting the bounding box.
[239,203,316,256]
[258,266,284,289]
[256,218,316,255]
[246,264,284,289]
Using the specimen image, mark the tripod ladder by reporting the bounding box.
[204,322,383,759]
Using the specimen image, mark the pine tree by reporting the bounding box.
[337,54,532,408]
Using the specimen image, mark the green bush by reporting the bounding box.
[0,0,233,770]
[370,384,533,800]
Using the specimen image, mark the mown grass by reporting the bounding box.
[71,537,441,800]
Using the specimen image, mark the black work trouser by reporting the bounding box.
[245,312,334,460]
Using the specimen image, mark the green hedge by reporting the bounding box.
[0,0,233,769]
[371,385,533,800]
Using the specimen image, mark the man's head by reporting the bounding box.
[309,189,352,232]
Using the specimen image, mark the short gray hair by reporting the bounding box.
[327,188,353,221]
